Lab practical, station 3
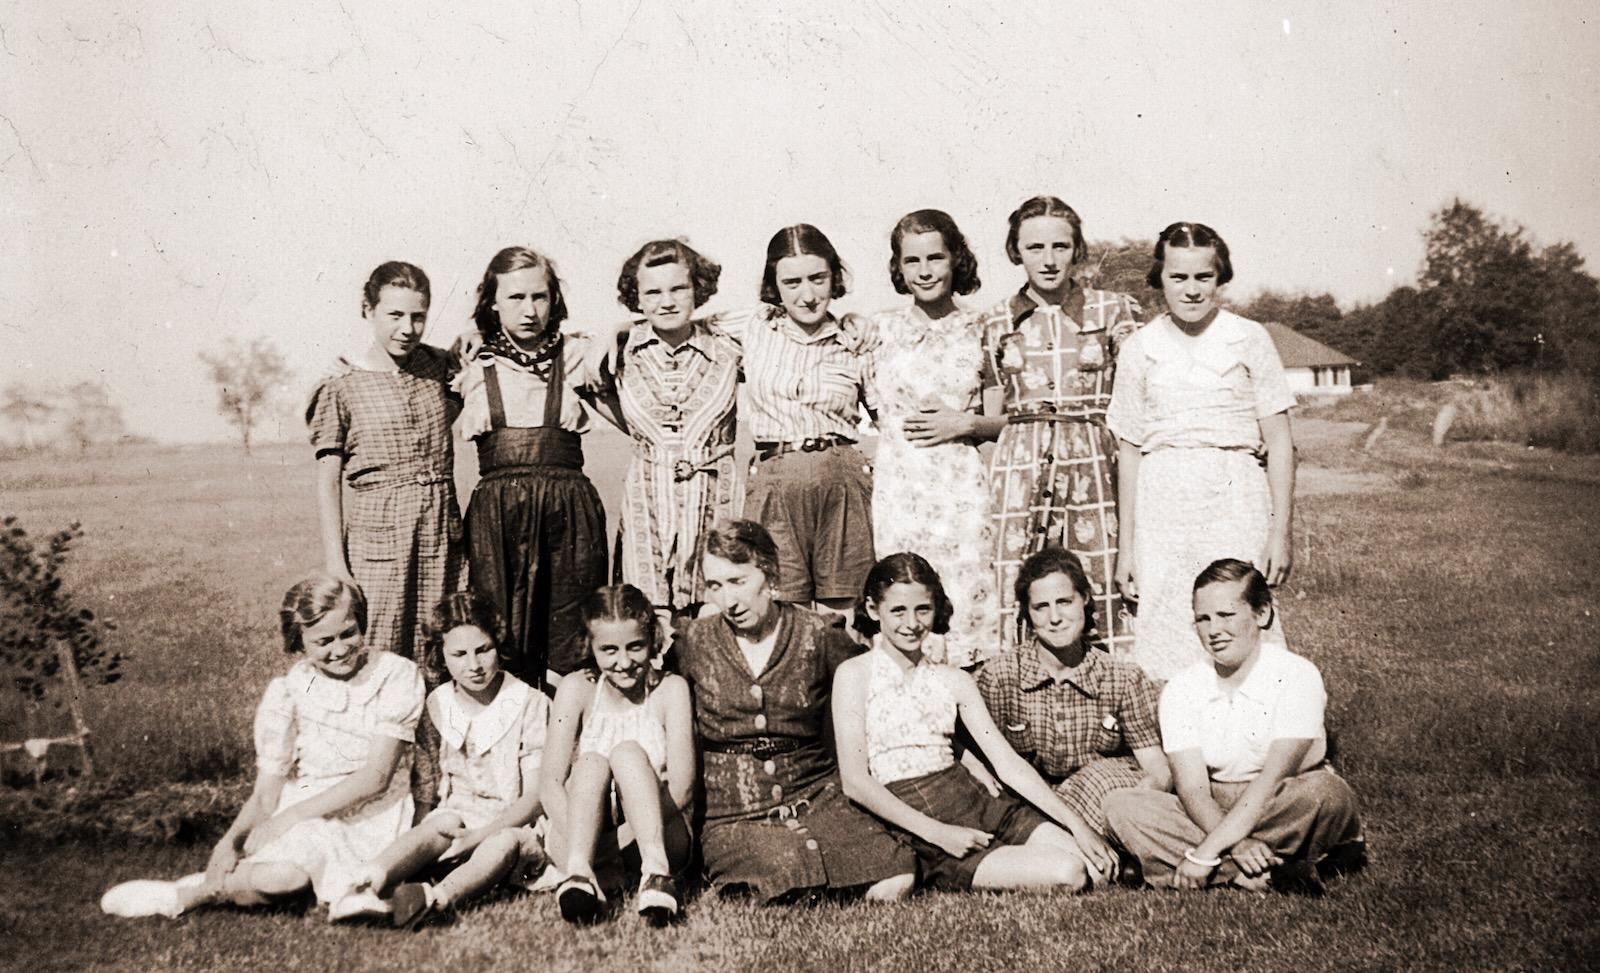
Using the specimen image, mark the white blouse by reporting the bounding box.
[430,673,550,828]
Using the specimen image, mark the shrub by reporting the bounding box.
[1448,371,1600,453]
[0,517,124,701]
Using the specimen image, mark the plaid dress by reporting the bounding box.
[306,346,466,663]
[977,286,1140,655]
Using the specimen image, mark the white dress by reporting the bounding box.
[247,650,424,903]
[430,674,550,829]
[870,305,999,667]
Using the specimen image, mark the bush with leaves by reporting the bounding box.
[0,516,123,701]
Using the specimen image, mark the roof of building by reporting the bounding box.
[1261,320,1358,367]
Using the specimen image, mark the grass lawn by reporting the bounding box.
[3,413,1597,971]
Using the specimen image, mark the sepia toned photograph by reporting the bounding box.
[3,2,1596,970]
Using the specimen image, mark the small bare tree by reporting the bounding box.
[1,383,54,451]
[62,382,126,453]
[199,338,290,454]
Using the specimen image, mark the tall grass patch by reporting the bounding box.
[1447,370,1600,452]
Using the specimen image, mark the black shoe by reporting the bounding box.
[1269,858,1327,897]
[637,873,681,927]
[1317,838,1369,880]
[557,876,604,925]
[390,883,434,930]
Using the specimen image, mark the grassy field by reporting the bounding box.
[2,410,1598,971]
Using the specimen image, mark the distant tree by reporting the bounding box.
[199,338,290,454]
[2,383,56,450]
[1083,238,1163,317]
[1341,286,1446,378]
[62,382,125,453]
[1240,290,1349,348]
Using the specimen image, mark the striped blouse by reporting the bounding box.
[714,304,879,443]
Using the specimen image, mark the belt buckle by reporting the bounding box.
[415,470,436,485]
[672,458,696,481]
[800,437,826,453]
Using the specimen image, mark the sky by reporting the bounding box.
[3,0,1597,443]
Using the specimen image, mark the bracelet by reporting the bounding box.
[1184,848,1223,868]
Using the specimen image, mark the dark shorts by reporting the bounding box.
[886,762,1049,891]
[701,776,916,902]
[744,445,875,603]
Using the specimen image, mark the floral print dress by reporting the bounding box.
[977,287,1140,655]
[871,305,998,666]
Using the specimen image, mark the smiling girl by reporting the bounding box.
[831,553,1121,892]
[976,197,1142,655]
[1107,223,1297,681]
[307,262,466,664]
[459,246,610,693]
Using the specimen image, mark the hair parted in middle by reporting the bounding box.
[1004,195,1088,268]
[1013,546,1097,641]
[422,591,505,677]
[1146,221,1234,290]
[852,551,954,639]
[580,583,662,667]
[759,223,849,306]
[889,209,981,296]
[702,519,782,585]
[616,238,722,314]
[473,245,569,338]
[279,571,368,655]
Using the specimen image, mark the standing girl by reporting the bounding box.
[716,224,880,618]
[460,246,609,692]
[870,209,1004,667]
[977,547,1169,840]
[333,592,549,927]
[540,584,696,926]
[307,261,465,662]
[976,197,1141,655]
[100,573,424,918]
[832,553,1121,892]
[1107,223,1297,682]
[609,239,743,619]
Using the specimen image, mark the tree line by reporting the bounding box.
[1085,199,1600,382]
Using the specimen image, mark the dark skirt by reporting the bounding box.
[886,762,1049,891]
[465,428,607,688]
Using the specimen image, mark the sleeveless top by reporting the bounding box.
[863,645,961,785]
[575,672,670,775]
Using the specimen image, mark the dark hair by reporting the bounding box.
[473,246,570,339]
[1013,546,1097,641]
[422,591,505,677]
[888,209,981,297]
[279,571,367,655]
[852,552,954,639]
[580,584,661,672]
[1146,222,1234,290]
[759,224,849,306]
[616,239,722,314]
[1004,196,1087,268]
[703,519,781,585]
[363,261,431,313]
[1192,558,1273,616]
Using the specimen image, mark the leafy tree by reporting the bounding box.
[1240,290,1346,346]
[0,517,122,702]
[62,382,125,453]
[1083,238,1163,317]
[1,383,54,450]
[199,338,290,454]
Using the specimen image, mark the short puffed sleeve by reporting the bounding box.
[305,377,350,459]
[372,657,426,742]
[519,692,551,764]
[1105,332,1152,446]
[1244,324,1297,418]
[253,676,297,777]
[1268,656,1327,742]
[1157,670,1205,755]
[706,303,776,346]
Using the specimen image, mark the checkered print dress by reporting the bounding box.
[977,287,1140,655]
[306,346,467,664]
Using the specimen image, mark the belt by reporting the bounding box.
[350,468,451,492]
[754,435,855,462]
[701,736,807,759]
[1007,408,1103,425]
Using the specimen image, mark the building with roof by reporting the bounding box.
[1261,321,1359,395]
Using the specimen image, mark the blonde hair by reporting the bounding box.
[279,571,367,655]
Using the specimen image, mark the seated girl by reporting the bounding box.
[333,592,549,926]
[976,547,1169,840]
[540,584,695,926]
[1104,559,1364,894]
[832,553,1121,892]
[101,573,424,919]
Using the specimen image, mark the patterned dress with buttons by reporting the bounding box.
[613,320,743,613]
[306,345,466,662]
[976,286,1140,655]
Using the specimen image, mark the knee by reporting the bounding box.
[1052,854,1090,892]
[1291,771,1358,814]
[608,741,655,773]
[425,811,466,841]
[473,828,520,861]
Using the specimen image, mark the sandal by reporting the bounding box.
[636,873,681,927]
[557,875,604,925]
